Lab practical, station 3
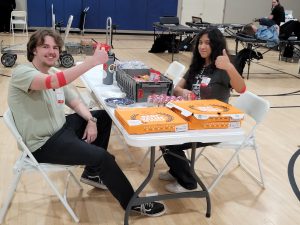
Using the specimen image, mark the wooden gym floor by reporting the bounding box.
[0,32,300,225]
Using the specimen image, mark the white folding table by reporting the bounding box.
[81,65,244,225]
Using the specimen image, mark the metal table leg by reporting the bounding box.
[124,144,211,225]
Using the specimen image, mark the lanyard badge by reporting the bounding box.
[201,77,211,86]
[55,88,65,104]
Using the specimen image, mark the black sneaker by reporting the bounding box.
[131,202,166,217]
[80,172,108,190]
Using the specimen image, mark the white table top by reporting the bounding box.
[81,65,244,147]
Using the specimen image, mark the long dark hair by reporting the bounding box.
[27,29,63,62]
[186,27,227,77]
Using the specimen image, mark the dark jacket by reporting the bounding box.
[0,0,16,10]
[271,4,285,26]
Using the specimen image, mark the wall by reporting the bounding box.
[224,0,300,24]
[15,0,26,10]
[16,0,300,30]
[179,0,225,24]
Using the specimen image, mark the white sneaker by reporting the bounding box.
[165,182,200,193]
[159,171,175,181]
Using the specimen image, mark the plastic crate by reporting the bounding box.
[65,42,81,54]
[116,68,173,102]
[81,45,95,55]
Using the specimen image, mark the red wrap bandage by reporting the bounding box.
[56,71,67,87]
[240,85,246,94]
[45,75,52,89]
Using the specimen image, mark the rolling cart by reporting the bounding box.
[1,41,23,67]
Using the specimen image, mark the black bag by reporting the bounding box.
[179,36,195,51]
[282,43,294,58]
[234,48,263,76]
[149,34,179,53]
[280,20,300,40]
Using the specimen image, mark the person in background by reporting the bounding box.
[8,29,165,217]
[159,28,246,193]
[0,0,16,32]
[255,0,285,27]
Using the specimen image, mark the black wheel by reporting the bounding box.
[60,53,74,68]
[1,53,17,67]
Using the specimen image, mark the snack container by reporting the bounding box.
[116,68,173,102]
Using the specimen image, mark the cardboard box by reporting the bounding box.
[115,107,188,134]
[166,99,244,129]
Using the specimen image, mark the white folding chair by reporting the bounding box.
[195,91,270,192]
[10,10,28,36]
[0,109,83,223]
[164,61,186,86]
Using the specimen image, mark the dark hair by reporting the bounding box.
[186,27,227,77]
[27,29,63,62]
[241,24,256,36]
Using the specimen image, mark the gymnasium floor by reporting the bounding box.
[0,31,300,225]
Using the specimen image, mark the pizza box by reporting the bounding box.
[166,99,244,129]
[115,107,188,134]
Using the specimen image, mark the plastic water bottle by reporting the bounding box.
[103,52,115,85]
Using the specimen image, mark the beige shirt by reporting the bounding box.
[8,63,78,152]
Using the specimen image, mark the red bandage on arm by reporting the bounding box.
[56,71,67,87]
[239,85,246,94]
[45,75,52,89]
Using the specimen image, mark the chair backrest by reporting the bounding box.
[64,15,73,43]
[232,91,270,124]
[3,109,23,143]
[160,16,179,25]
[3,109,39,161]
[192,16,202,23]
[165,61,186,86]
[11,10,27,19]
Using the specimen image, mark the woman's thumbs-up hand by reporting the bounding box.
[215,49,233,71]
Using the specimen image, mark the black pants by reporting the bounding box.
[162,142,217,189]
[0,10,11,32]
[32,110,134,209]
[259,18,276,27]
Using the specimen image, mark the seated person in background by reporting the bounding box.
[7,29,165,217]
[159,28,246,193]
[255,0,285,27]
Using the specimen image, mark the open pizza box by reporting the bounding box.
[166,99,244,130]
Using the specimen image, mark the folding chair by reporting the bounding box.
[195,91,270,192]
[0,109,82,223]
[164,60,186,86]
[10,10,28,36]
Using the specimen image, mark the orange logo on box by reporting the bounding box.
[131,113,173,123]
